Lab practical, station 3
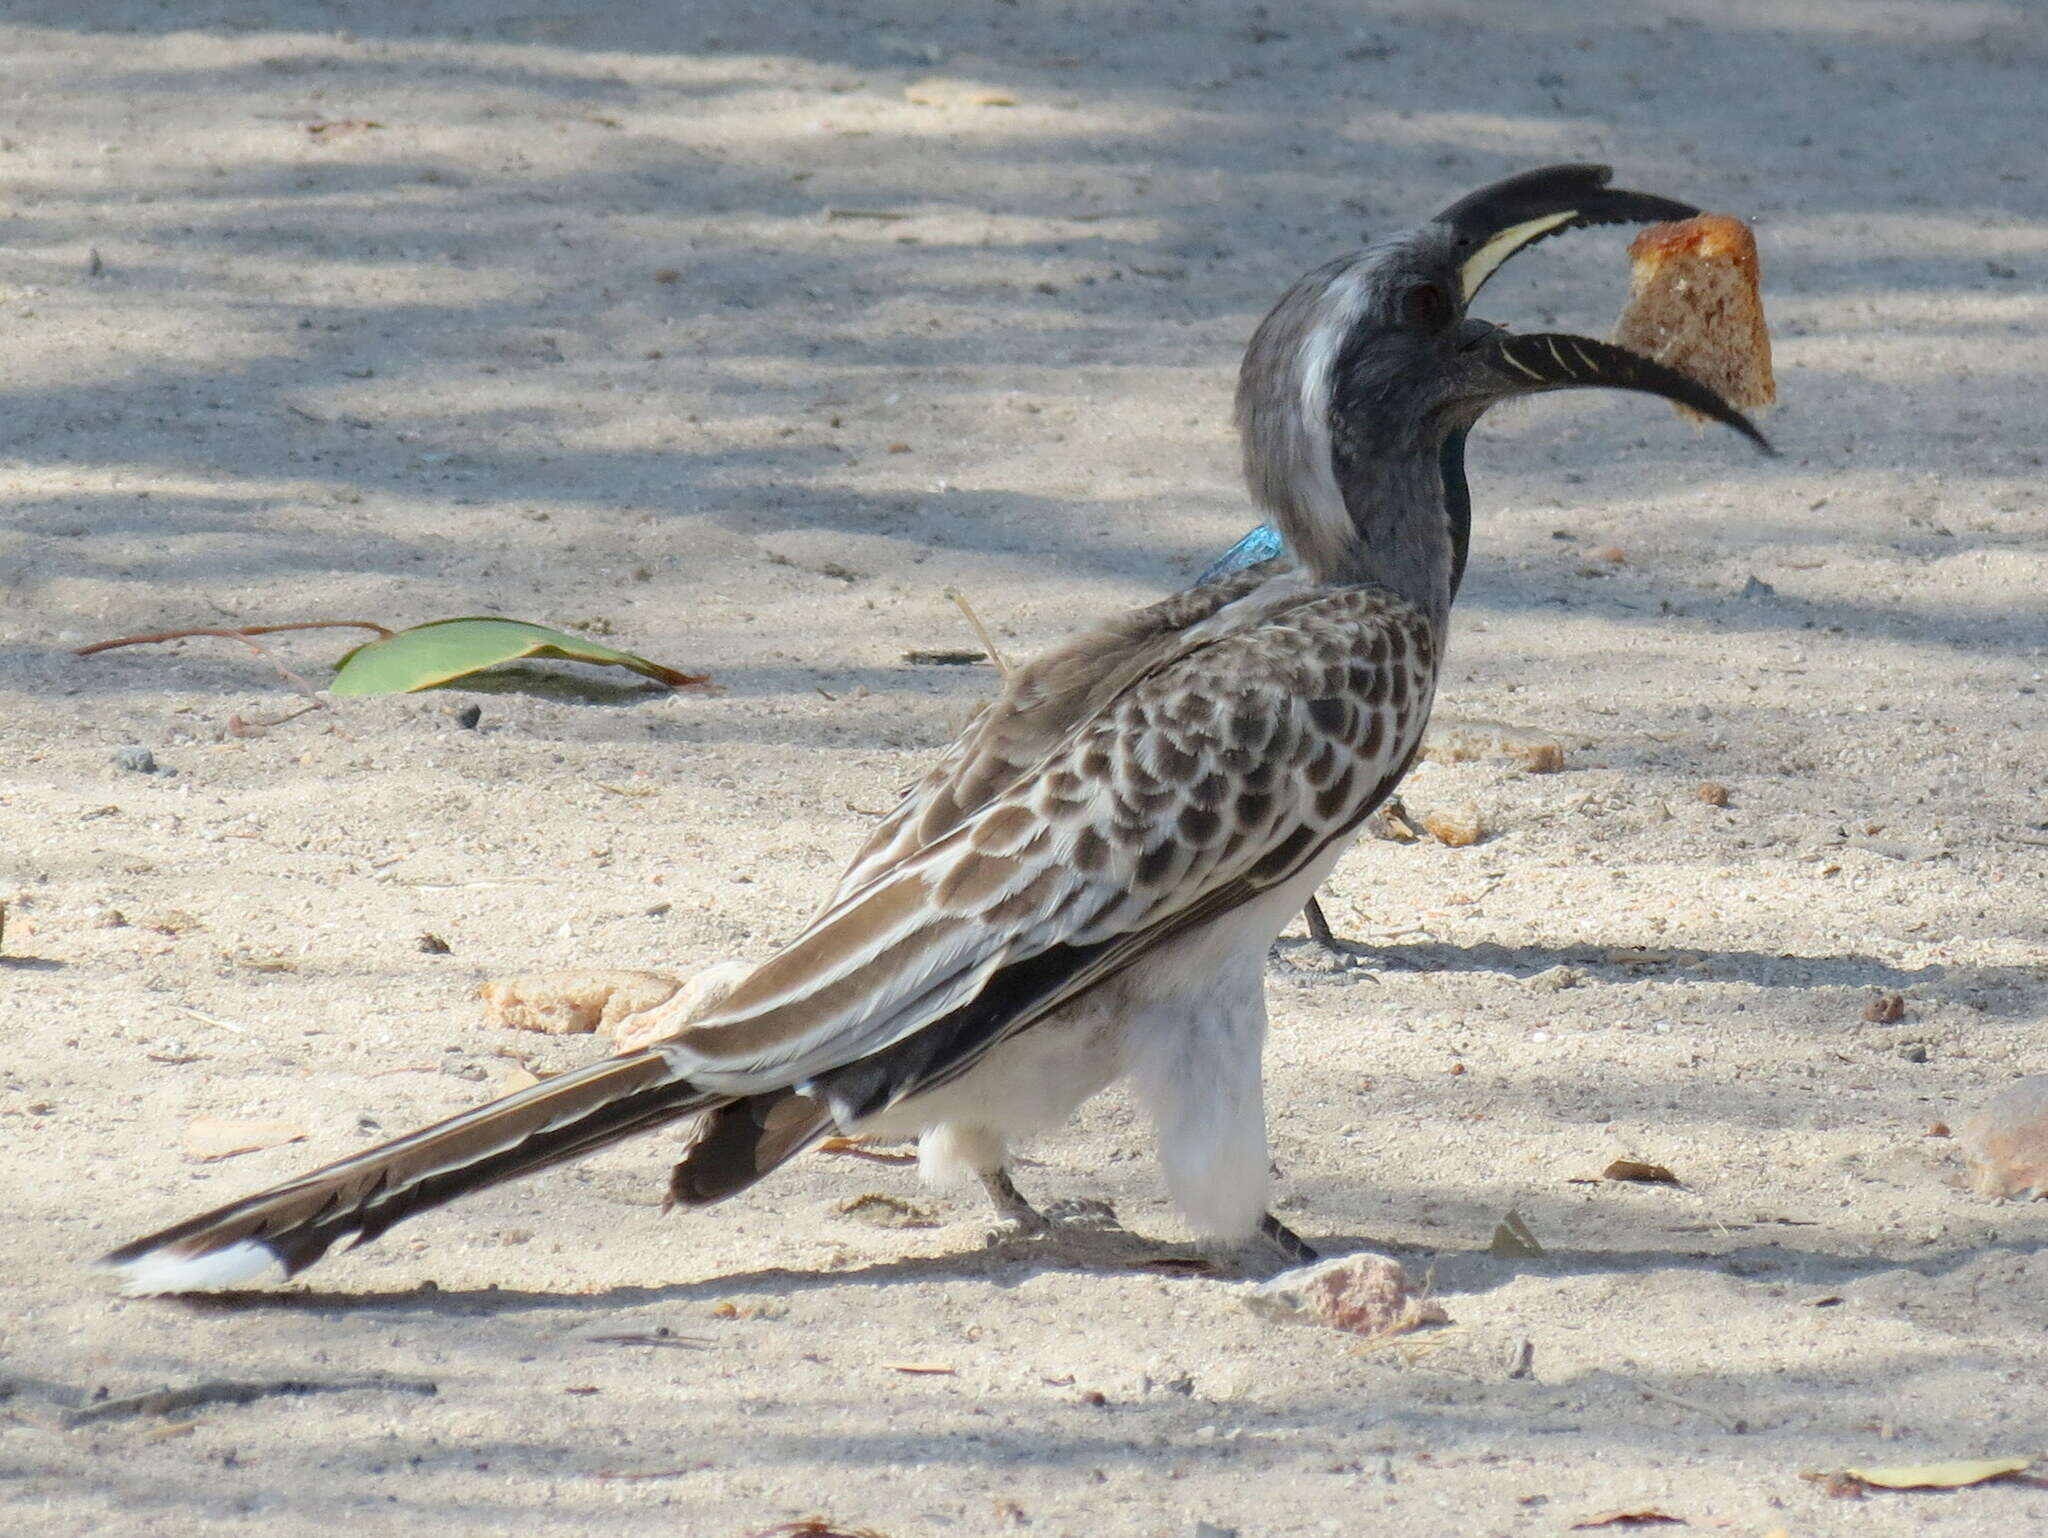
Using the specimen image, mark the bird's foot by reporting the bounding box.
[1040,1196,1121,1231]
[983,1211,1046,1245]
[978,1169,1121,1248]
[1271,934,1384,976]
[1258,1211,1319,1267]
[1211,1212,1322,1279]
[982,1198,1123,1248]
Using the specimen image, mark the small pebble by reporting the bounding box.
[1696,781,1729,807]
[836,1192,937,1229]
[1421,802,1486,847]
[1245,1251,1449,1337]
[1958,1075,2048,1198]
[1525,965,1581,993]
[1863,991,1906,1023]
[112,746,157,774]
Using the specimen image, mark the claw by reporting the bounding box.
[983,1211,1049,1247]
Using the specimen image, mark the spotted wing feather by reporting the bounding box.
[832,562,1283,903]
[648,583,1436,1113]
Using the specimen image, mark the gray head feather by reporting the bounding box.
[1234,229,1462,596]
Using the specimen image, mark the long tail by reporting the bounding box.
[102,1049,720,1293]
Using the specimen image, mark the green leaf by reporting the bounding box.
[329,618,708,696]
[1845,1458,2032,1491]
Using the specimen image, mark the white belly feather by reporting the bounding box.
[859,833,1350,1240]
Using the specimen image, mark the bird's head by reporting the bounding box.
[1237,164,1771,587]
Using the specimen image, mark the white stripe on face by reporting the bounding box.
[1289,265,1375,572]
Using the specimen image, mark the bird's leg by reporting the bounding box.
[1258,1211,1318,1266]
[1298,895,1375,966]
[979,1167,1049,1240]
[1302,896,1341,950]
[1220,1212,1321,1279]
[1301,888,1414,969]
[978,1167,1119,1246]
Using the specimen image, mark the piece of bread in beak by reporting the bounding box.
[1612,213,1776,422]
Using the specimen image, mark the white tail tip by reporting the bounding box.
[106,1239,282,1295]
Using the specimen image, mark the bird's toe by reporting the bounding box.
[1040,1196,1121,1231]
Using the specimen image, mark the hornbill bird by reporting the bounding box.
[1195,163,1718,952]
[105,165,1767,1294]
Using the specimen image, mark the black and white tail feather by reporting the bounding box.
[104,165,1769,1294]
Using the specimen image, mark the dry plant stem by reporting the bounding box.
[943,587,1011,676]
[75,621,392,706]
[73,619,395,656]
[62,1375,439,1426]
[593,1465,715,1482]
[1634,1382,1746,1433]
[233,702,328,733]
[174,1003,248,1035]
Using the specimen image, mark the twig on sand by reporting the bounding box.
[595,1463,715,1482]
[815,1135,919,1166]
[228,702,327,736]
[943,588,1010,677]
[62,1374,438,1427]
[173,1004,248,1035]
[76,621,393,705]
[901,649,986,667]
[1634,1382,1748,1434]
[75,620,394,655]
[587,1333,714,1350]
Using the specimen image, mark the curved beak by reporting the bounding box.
[1436,163,1700,302]
[1465,327,1773,453]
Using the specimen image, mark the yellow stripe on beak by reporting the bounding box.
[1457,210,1578,301]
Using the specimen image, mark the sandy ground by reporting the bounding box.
[3,1,2046,1534]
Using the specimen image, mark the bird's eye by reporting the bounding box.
[1402,282,1451,330]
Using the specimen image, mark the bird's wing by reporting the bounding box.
[829,560,1284,904]
[646,579,1436,1118]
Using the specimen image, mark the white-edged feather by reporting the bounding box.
[108,1238,281,1295]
